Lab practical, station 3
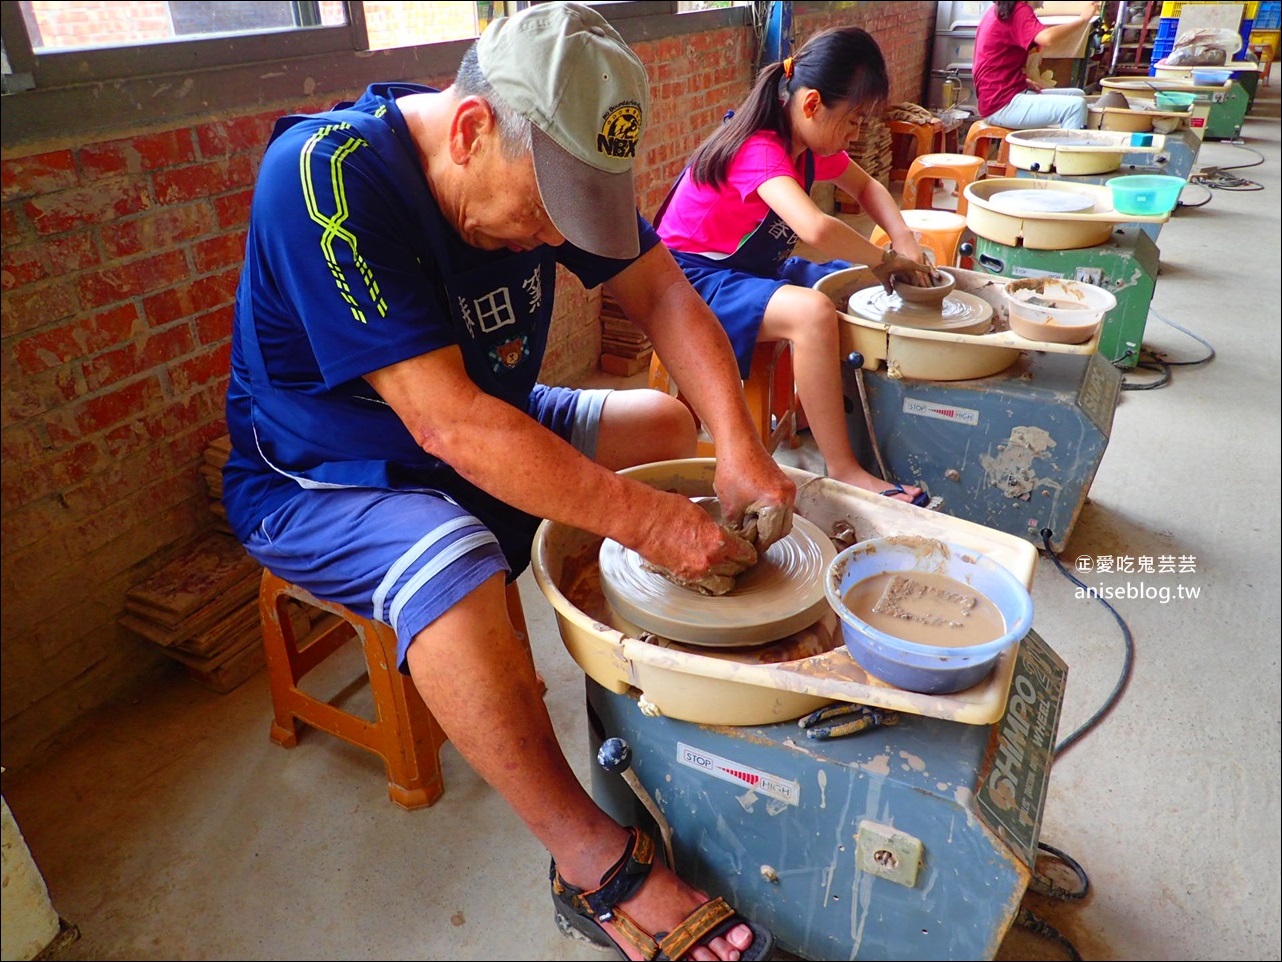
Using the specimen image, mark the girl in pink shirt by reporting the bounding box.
[657,26,933,504]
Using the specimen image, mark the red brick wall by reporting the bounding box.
[795,2,937,107]
[633,1,937,214]
[0,5,933,769]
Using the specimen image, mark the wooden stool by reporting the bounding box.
[886,118,945,184]
[869,209,968,269]
[649,340,798,458]
[258,568,532,810]
[1252,45,1272,86]
[963,121,1015,177]
[901,153,986,217]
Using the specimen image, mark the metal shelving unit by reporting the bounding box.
[1108,1,1160,74]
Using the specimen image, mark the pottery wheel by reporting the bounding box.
[598,513,837,647]
[847,286,994,334]
[988,189,1096,214]
[1019,134,1111,149]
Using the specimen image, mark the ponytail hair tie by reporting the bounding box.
[782,56,794,79]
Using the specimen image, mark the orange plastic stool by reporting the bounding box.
[258,568,531,810]
[869,209,968,269]
[649,340,798,458]
[901,153,986,217]
[886,118,945,184]
[963,122,1015,177]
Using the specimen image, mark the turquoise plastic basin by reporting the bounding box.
[1109,174,1186,216]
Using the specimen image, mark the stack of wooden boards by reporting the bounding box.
[837,114,893,214]
[598,293,653,377]
[199,434,232,534]
[118,435,307,692]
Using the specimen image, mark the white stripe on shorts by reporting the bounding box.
[388,530,500,635]
[373,515,477,621]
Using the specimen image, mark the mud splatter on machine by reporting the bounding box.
[533,461,1069,961]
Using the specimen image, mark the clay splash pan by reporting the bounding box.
[532,459,1040,727]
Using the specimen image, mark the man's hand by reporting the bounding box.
[710,444,797,554]
[633,491,759,593]
[733,501,793,554]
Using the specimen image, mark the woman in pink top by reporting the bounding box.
[973,1,1099,130]
[657,26,934,504]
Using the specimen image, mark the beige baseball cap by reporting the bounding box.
[476,2,649,260]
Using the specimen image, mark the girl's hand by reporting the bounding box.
[871,249,934,293]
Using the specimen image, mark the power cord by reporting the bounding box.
[1192,168,1264,191]
[1175,180,1214,208]
[1118,351,1173,389]
[1118,306,1216,390]
[1189,142,1266,192]
[1016,841,1088,961]
[1174,142,1266,209]
[1030,841,1091,900]
[1015,907,1085,962]
[1012,527,1138,959]
[1039,527,1136,758]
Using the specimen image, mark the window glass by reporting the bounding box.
[13,3,734,61]
[363,1,492,51]
[19,1,346,52]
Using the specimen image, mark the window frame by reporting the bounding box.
[8,3,372,86]
[2,1,751,149]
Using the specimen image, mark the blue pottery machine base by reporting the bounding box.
[585,628,1068,961]
[843,351,1121,553]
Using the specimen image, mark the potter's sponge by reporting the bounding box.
[871,573,977,630]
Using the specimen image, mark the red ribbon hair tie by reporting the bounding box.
[783,57,794,79]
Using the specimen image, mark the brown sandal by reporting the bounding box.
[550,826,775,961]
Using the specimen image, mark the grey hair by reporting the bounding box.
[454,43,533,160]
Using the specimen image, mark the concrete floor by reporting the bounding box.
[3,90,1279,962]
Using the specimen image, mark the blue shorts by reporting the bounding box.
[670,253,851,378]
[242,385,609,672]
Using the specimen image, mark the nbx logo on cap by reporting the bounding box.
[597,102,643,158]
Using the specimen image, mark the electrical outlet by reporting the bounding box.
[856,820,923,888]
[1075,267,1103,286]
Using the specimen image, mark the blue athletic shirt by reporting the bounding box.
[223,83,659,543]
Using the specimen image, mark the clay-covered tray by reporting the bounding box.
[532,461,1039,726]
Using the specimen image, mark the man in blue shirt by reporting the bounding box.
[224,4,786,959]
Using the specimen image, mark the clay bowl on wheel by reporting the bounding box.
[1096,89,1129,110]
[892,268,957,307]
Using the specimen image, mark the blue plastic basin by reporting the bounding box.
[1191,68,1233,85]
[825,537,1034,694]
